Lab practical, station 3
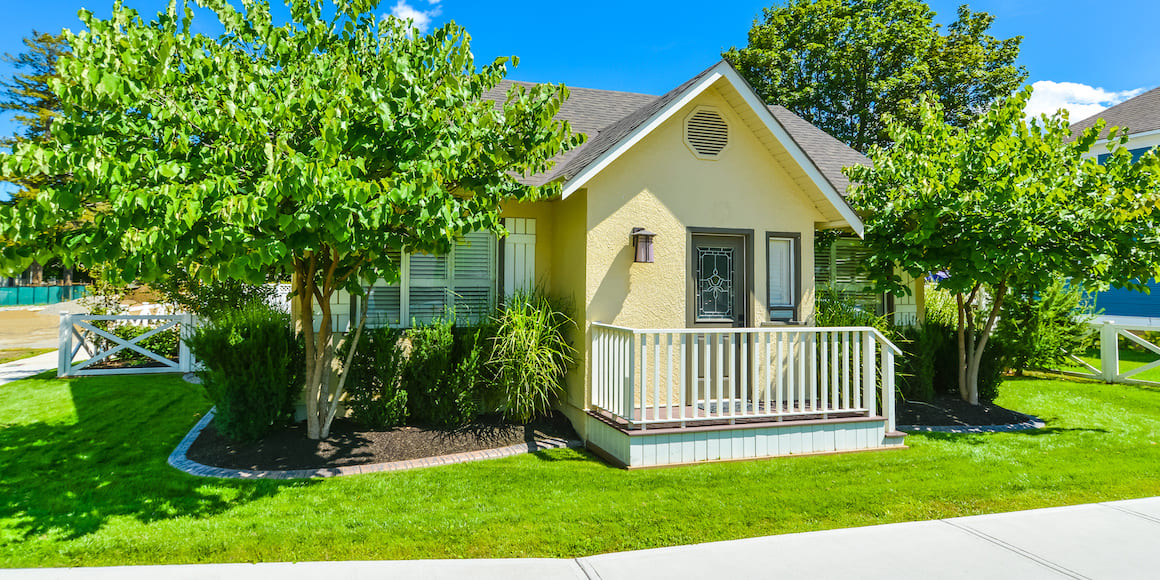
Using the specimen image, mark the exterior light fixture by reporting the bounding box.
[631,227,656,263]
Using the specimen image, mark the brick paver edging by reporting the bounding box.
[898,414,1046,434]
[168,407,584,480]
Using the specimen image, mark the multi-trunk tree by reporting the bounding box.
[0,0,583,438]
[847,88,1160,404]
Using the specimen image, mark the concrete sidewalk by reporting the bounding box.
[5,497,1159,579]
[0,350,59,385]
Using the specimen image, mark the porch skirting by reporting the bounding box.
[584,412,905,468]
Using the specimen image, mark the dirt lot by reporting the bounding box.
[0,300,89,349]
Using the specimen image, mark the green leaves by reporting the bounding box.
[846,87,1160,299]
[726,0,1026,152]
[0,0,581,290]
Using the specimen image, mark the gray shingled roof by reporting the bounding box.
[485,61,866,195]
[767,105,868,196]
[1070,85,1160,139]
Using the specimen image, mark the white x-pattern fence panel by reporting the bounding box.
[58,312,196,377]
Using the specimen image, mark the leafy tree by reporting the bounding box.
[726,0,1026,152]
[0,31,66,153]
[995,279,1096,376]
[0,0,583,439]
[0,31,71,281]
[846,88,1160,404]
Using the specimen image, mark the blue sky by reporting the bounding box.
[2,0,1159,197]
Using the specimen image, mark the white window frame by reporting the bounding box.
[766,232,801,323]
[364,232,497,327]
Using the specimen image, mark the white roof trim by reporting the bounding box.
[559,62,864,237]
[560,71,723,200]
[1091,127,1160,147]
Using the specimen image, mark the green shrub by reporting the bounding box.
[994,279,1096,375]
[402,316,488,427]
[108,323,180,364]
[186,305,303,441]
[815,284,894,337]
[487,290,577,424]
[895,285,1006,403]
[339,326,408,429]
[151,273,277,318]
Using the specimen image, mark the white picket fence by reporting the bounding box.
[590,323,902,431]
[58,312,196,377]
[1059,320,1160,387]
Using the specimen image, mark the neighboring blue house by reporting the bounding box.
[1071,86,1160,320]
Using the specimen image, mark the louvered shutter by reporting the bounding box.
[408,253,449,324]
[366,249,403,327]
[503,218,536,297]
[816,237,885,315]
[451,231,495,322]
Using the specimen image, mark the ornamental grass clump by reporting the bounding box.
[488,290,576,423]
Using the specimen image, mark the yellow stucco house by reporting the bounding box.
[339,60,905,467]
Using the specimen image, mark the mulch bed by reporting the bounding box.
[185,412,578,471]
[896,396,1033,427]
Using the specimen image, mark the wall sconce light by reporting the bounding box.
[631,227,656,263]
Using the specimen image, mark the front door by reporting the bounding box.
[689,233,748,411]
[691,234,747,327]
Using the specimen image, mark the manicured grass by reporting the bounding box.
[2,371,1159,567]
[0,348,54,365]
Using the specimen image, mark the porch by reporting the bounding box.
[585,323,906,467]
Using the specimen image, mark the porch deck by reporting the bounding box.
[586,323,905,467]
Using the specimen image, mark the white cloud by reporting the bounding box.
[1025,80,1145,122]
[387,0,442,34]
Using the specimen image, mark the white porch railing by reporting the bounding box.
[591,323,902,432]
[58,312,196,377]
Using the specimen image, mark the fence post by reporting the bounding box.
[58,312,72,378]
[179,313,195,373]
[881,347,896,432]
[1100,321,1118,383]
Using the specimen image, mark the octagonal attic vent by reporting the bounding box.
[684,107,729,159]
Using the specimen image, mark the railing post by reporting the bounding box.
[58,311,72,378]
[863,332,875,416]
[625,332,636,427]
[881,345,896,432]
[1100,321,1118,383]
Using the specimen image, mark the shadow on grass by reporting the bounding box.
[0,374,312,543]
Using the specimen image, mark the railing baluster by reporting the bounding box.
[842,331,851,410]
[864,332,876,417]
[679,334,687,426]
[820,331,829,413]
[709,334,719,419]
[692,332,700,419]
[639,333,646,429]
[831,332,839,413]
[853,331,862,410]
[764,332,772,415]
[666,333,674,420]
[809,332,818,412]
[653,333,661,424]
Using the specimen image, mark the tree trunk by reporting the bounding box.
[957,283,1008,406]
[295,249,365,440]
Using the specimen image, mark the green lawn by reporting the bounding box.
[2,371,1160,567]
[0,348,54,366]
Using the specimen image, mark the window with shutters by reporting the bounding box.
[364,231,497,327]
[815,236,885,316]
[766,232,800,322]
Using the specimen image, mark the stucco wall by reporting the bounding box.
[583,86,827,333]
